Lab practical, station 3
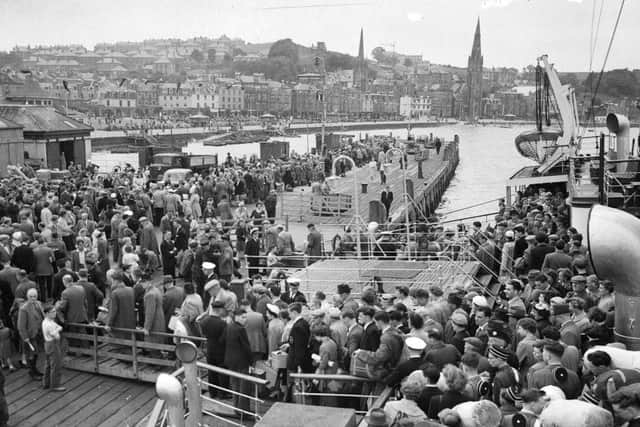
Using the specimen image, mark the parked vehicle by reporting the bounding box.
[162,168,193,185]
[148,152,217,180]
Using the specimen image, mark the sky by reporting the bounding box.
[0,0,637,71]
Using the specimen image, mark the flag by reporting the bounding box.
[63,80,70,92]
[119,78,127,87]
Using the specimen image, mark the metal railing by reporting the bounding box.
[146,348,269,427]
[289,372,393,419]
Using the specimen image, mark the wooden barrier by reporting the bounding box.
[62,322,206,383]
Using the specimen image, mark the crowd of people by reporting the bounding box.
[0,140,637,427]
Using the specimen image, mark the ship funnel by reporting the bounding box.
[606,113,631,173]
[588,204,640,349]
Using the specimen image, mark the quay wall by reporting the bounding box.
[391,139,460,225]
[89,120,451,151]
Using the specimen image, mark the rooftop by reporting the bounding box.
[0,105,93,138]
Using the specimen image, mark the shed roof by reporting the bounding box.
[0,105,92,138]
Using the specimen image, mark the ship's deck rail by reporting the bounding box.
[145,348,270,427]
[289,372,394,422]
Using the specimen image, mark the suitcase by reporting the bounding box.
[349,355,370,379]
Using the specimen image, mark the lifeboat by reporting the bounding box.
[514,127,563,164]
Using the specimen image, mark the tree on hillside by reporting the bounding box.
[190,49,204,63]
[325,52,355,71]
[371,47,387,63]
[584,69,639,98]
[404,58,413,67]
[268,39,299,63]
[232,47,246,57]
[561,72,580,89]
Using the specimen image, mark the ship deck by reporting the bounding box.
[6,366,156,427]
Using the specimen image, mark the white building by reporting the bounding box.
[399,95,431,119]
[158,84,218,111]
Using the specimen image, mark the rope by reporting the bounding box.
[587,0,626,127]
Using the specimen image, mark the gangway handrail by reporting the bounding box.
[438,198,502,217]
[146,360,269,427]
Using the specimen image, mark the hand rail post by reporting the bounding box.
[132,330,138,379]
[177,342,202,427]
[93,326,98,373]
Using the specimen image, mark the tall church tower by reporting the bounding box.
[466,19,483,121]
[353,28,367,91]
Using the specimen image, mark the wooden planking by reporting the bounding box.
[6,365,155,427]
[96,387,158,427]
[56,379,138,427]
[11,374,105,426]
[8,370,85,414]
[84,382,154,427]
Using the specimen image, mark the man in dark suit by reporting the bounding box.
[58,274,89,349]
[380,186,393,218]
[0,261,19,299]
[384,336,426,387]
[86,252,107,295]
[541,240,573,271]
[422,329,461,369]
[70,238,90,273]
[200,301,229,397]
[51,258,78,301]
[11,238,35,274]
[528,232,554,271]
[162,276,185,328]
[355,311,404,381]
[76,268,104,322]
[341,310,363,369]
[305,224,322,265]
[285,303,312,374]
[357,307,380,352]
[280,278,306,305]
[530,340,582,399]
[224,308,253,414]
[245,229,261,278]
[105,273,136,341]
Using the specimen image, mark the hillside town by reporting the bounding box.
[3,26,636,131]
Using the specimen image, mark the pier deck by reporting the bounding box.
[6,366,156,427]
[280,141,458,225]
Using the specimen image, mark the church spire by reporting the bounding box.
[466,18,483,121]
[471,18,481,59]
[354,28,367,91]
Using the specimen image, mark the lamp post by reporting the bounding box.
[386,147,411,259]
[331,154,361,260]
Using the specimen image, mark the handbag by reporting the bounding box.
[271,351,288,370]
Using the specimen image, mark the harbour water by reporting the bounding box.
[182,124,536,221]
